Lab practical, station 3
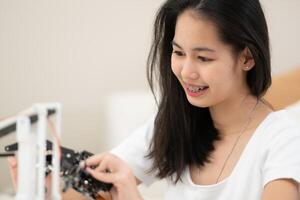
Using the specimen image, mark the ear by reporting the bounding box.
[240,47,255,71]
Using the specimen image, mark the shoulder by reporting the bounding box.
[258,109,300,143]
[256,109,300,158]
[258,110,300,186]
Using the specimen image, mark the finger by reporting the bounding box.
[86,167,116,184]
[96,197,106,200]
[7,158,18,191]
[7,157,17,169]
[85,153,106,167]
[45,174,52,189]
[98,191,112,200]
[94,158,111,173]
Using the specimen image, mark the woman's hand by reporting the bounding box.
[85,152,143,200]
[7,157,18,190]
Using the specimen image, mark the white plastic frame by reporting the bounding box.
[0,103,62,200]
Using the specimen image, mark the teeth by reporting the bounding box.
[187,85,208,92]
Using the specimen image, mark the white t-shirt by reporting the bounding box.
[111,110,300,200]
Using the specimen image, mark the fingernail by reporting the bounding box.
[86,167,92,172]
[79,160,86,169]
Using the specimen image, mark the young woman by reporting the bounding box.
[8,0,300,199]
[85,0,300,200]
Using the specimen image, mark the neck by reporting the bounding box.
[209,93,259,137]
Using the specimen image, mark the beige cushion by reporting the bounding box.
[264,67,300,110]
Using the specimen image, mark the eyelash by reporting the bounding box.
[198,56,213,62]
[173,51,185,56]
[172,51,213,62]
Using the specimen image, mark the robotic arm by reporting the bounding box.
[0,103,112,200]
[4,140,112,200]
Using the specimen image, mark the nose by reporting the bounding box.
[181,58,200,80]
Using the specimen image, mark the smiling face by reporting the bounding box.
[171,10,252,108]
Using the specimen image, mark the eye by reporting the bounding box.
[172,50,185,56]
[197,56,213,62]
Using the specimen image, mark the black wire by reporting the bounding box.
[0,153,15,157]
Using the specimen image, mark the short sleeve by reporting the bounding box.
[262,124,300,186]
[110,115,157,186]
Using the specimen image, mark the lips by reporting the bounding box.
[184,83,209,97]
[187,85,209,92]
[185,83,209,91]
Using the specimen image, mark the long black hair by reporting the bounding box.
[146,0,271,183]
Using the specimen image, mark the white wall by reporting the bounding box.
[0,0,299,194]
[261,0,300,74]
[0,0,163,193]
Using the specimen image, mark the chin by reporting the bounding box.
[186,96,210,108]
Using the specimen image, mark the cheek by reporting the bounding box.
[207,63,236,89]
[171,56,181,78]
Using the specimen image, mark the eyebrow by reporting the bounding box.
[171,41,216,52]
